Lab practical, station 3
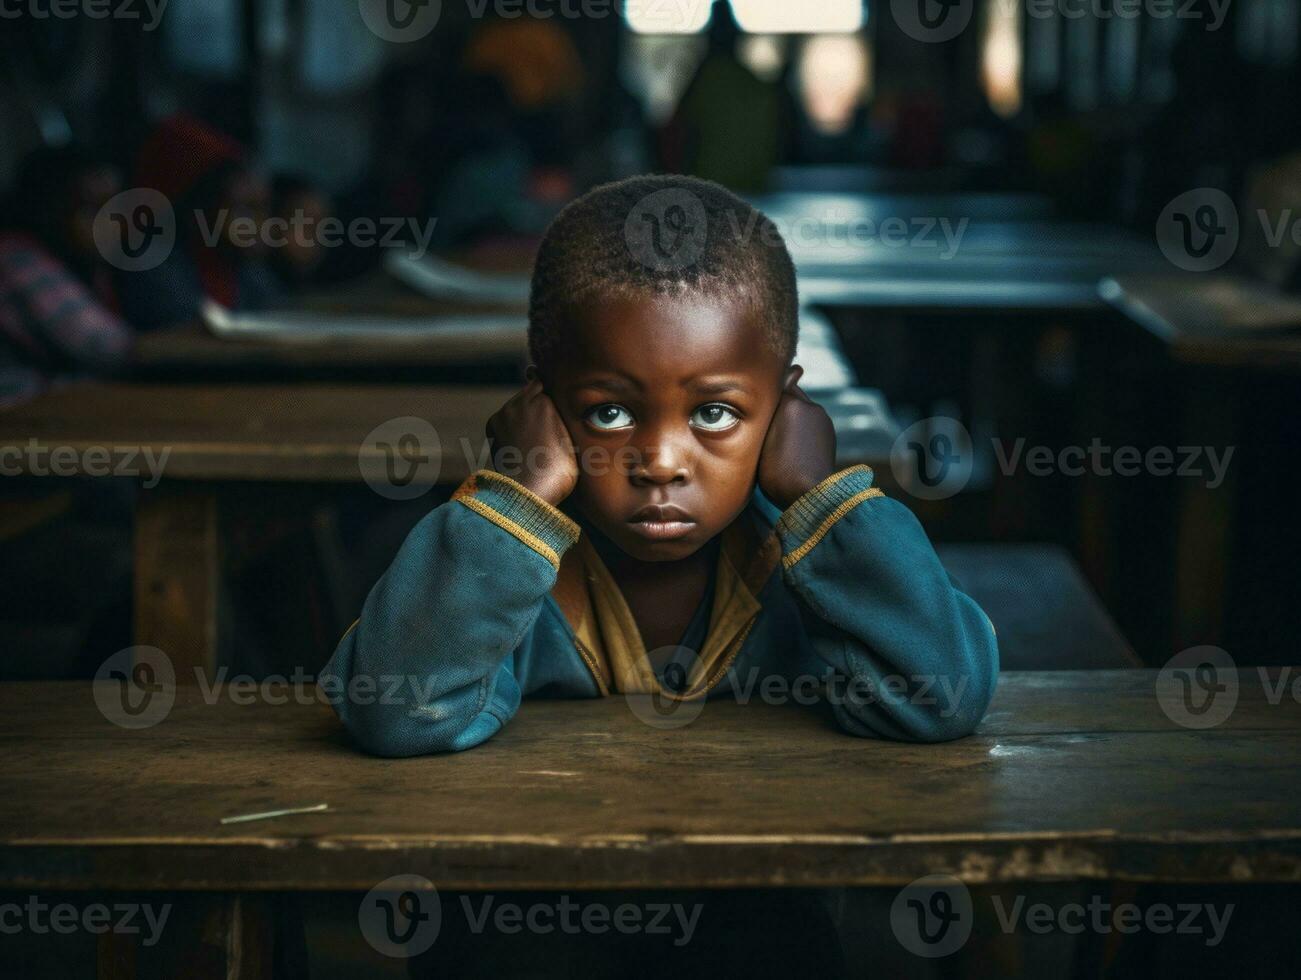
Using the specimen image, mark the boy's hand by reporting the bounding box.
[759,367,837,510]
[485,379,578,505]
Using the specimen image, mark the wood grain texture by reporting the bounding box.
[133,485,219,680]
[0,383,516,483]
[1,671,1299,890]
[132,320,527,371]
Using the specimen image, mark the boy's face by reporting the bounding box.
[545,291,788,562]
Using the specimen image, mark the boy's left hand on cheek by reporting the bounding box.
[758,366,837,510]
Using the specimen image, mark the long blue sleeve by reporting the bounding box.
[318,470,580,756]
[775,466,999,741]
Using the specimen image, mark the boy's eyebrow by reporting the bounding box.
[571,376,753,397]
[572,376,641,394]
[687,378,753,396]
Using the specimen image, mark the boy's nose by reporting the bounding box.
[629,438,691,486]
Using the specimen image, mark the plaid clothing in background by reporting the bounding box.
[0,233,132,406]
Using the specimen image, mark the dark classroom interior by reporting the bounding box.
[1,0,1300,978]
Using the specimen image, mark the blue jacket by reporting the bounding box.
[319,465,999,755]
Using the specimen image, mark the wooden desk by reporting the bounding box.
[4,671,1297,888]
[1,672,1298,975]
[749,206,1166,313]
[0,383,516,677]
[130,303,856,384]
[0,382,513,484]
[132,319,529,374]
[750,191,1058,228]
[1100,274,1301,373]
[1099,275,1301,650]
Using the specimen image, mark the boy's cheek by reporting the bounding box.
[573,443,634,482]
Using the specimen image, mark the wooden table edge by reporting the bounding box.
[3,832,1301,891]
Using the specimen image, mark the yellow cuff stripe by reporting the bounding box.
[456,494,564,569]
[467,470,580,535]
[781,487,884,570]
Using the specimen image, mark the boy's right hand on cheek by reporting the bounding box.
[485,379,579,505]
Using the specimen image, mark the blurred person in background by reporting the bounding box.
[116,114,281,329]
[268,173,336,292]
[788,33,879,165]
[663,2,782,193]
[428,17,587,255]
[0,145,133,406]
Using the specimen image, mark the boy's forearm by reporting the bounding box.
[319,470,580,756]
[775,465,999,742]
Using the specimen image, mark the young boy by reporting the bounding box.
[320,175,998,755]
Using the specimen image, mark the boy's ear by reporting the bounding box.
[782,364,804,391]
[525,364,540,384]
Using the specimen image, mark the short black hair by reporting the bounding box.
[528,174,798,374]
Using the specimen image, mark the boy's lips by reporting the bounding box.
[627,504,696,541]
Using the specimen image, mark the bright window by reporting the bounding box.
[730,0,864,34]
[623,0,714,34]
[623,0,865,35]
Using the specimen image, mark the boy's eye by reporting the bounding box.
[691,403,740,431]
[585,404,634,430]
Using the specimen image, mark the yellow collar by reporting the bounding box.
[550,513,782,697]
